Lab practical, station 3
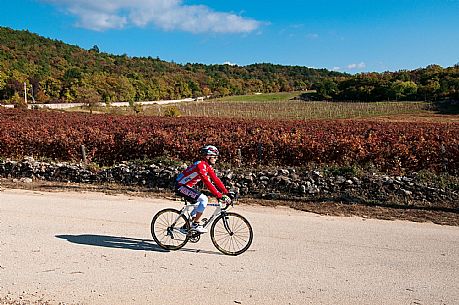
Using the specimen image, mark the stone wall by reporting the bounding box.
[1,158,457,210]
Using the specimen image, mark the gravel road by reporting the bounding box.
[1,189,458,305]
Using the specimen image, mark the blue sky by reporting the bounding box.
[1,0,458,72]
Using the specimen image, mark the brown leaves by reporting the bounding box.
[0,108,458,174]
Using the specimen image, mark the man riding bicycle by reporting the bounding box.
[175,145,232,233]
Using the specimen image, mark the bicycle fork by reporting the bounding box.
[221,212,234,236]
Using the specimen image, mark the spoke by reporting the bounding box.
[229,218,238,232]
[228,236,235,253]
[233,225,250,236]
[213,231,229,241]
[152,210,190,250]
[210,214,252,255]
[232,234,245,249]
[222,234,230,249]
[214,225,232,236]
[214,224,227,233]
[214,233,230,244]
[158,233,170,243]
[231,237,239,253]
[232,233,249,244]
[213,229,230,237]
[231,218,245,233]
[157,217,169,227]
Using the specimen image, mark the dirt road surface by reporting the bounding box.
[1,189,458,305]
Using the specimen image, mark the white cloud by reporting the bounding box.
[331,62,366,72]
[306,33,319,40]
[223,61,237,66]
[347,62,366,69]
[41,0,261,33]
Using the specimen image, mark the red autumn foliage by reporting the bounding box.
[0,108,458,174]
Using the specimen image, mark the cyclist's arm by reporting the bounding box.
[198,163,224,198]
[208,167,229,195]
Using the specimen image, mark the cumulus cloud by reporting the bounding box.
[331,62,366,72]
[223,61,237,66]
[41,0,261,33]
[347,62,366,69]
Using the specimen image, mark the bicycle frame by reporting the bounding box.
[171,199,232,232]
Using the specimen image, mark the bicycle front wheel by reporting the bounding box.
[210,212,253,256]
[151,208,190,250]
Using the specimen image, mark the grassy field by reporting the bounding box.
[69,92,454,121]
[161,100,431,120]
[212,91,303,102]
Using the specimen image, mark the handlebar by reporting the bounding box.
[219,194,238,210]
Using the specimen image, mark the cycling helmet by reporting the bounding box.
[201,145,219,156]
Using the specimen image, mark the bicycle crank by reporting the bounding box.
[188,231,201,243]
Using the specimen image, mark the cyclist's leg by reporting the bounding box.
[192,193,208,222]
[175,184,209,223]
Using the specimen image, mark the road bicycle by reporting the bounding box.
[151,195,253,256]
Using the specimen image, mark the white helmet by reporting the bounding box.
[201,145,219,156]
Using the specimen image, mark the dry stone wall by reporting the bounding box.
[1,157,457,210]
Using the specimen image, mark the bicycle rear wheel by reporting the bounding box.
[210,212,253,256]
[151,208,190,250]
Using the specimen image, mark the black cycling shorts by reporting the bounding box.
[175,184,202,203]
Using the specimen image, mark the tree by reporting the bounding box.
[75,86,102,114]
[313,79,338,100]
[3,77,23,102]
[3,26,459,105]
[202,86,211,97]
[0,69,8,100]
[391,81,417,101]
[174,80,192,98]
[419,79,440,101]
[0,68,7,90]
[41,77,62,101]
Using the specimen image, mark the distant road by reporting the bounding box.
[0,97,201,110]
[1,189,458,305]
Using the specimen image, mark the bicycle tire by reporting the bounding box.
[151,208,190,250]
[210,212,253,256]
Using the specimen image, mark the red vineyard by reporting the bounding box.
[0,108,458,174]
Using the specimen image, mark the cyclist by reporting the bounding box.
[175,145,232,233]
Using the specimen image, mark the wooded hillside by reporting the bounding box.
[0,27,342,104]
[0,26,458,105]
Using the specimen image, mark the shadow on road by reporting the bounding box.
[55,234,169,252]
[56,234,223,255]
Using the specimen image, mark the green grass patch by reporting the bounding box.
[416,170,459,191]
[213,91,303,103]
[324,165,364,177]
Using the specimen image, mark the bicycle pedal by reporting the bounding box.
[188,231,201,243]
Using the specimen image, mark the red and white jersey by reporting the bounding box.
[176,160,228,199]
